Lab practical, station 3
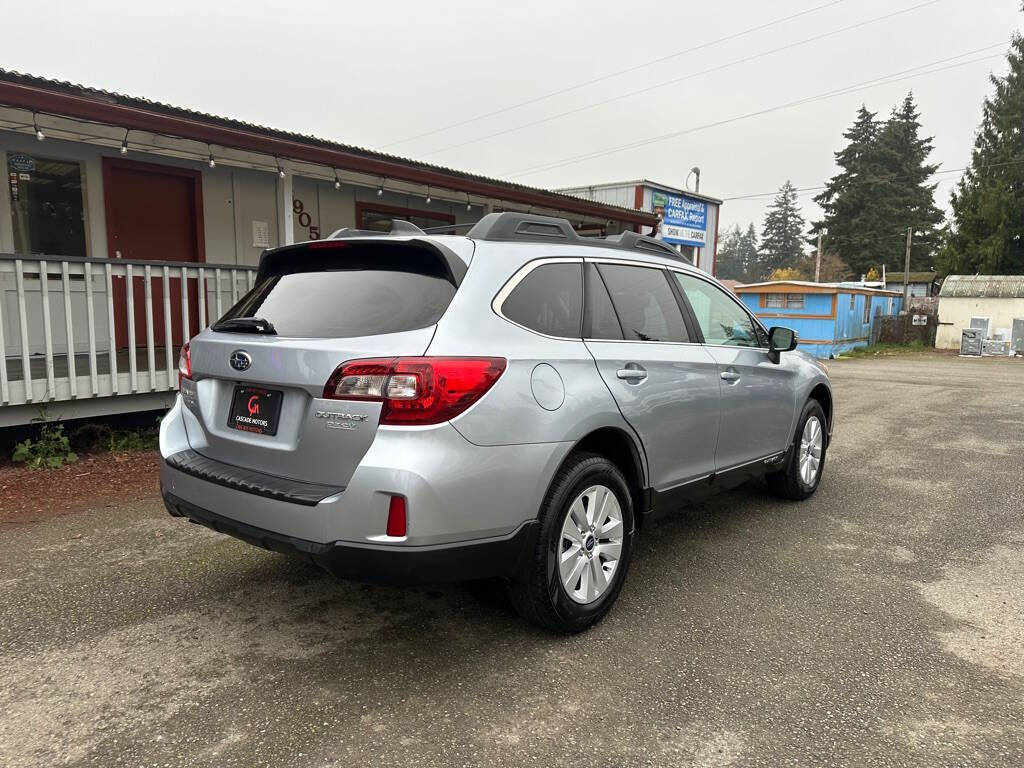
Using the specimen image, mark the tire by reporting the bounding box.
[508,452,634,633]
[766,399,828,501]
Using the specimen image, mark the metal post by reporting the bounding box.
[903,227,912,310]
[815,232,822,283]
[278,169,295,246]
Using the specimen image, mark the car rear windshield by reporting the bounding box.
[219,251,458,338]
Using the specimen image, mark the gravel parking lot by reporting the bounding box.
[1,354,1022,767]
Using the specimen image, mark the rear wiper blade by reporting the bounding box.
[212,316,277,334]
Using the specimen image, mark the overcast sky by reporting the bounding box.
[4,0,1021,234]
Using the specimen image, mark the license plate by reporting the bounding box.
[228,385,283,436]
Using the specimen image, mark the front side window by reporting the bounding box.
[501,262,582,338]
[7,153,87,257]
[674,273,762,348]
[597,264,689,343]
[786,293,805,309]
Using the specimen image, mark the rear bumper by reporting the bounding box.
[161,396,570,546]
[163,490,539,583]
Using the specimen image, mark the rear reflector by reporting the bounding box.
[323,357,506,425]
[386,495,407,537]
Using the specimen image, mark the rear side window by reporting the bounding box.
[584,264,623,340]
[597,264,689,343]
[222,269,456,338]
[501,262,583,338]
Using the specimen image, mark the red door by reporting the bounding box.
[104,158,205,349]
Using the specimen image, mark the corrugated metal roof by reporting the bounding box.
[939,275,1024,298]
[0,68,654,222]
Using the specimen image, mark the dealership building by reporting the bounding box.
[0,69,660,426]
[556,179,721,274]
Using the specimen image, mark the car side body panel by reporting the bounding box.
[158,225,833,589]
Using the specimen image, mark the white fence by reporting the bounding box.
[0,254,256,414]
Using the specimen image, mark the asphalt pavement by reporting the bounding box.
[1,354,1022,767]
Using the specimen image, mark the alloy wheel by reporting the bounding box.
[799,416,824,486]
[558,484,624,604]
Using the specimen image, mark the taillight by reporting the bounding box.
[323,357,506,425]
[177,342,191,388]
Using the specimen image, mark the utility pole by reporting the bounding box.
[902,227,912,310]
[815,232,822,282]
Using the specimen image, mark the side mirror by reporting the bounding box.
[768,326,798,357]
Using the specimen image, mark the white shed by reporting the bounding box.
[935,275,1024,349]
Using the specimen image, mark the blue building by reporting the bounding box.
[735,281,903,359]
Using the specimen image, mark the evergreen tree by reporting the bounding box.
[759,181,806,276]
[739,223,760,281]
[940,34,1024,275]
[874,93,944,269]
[811,106,890,276]
[715,223,760,282]
[714,225,744,280]
[811,97,942,275]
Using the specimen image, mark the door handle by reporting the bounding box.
[720,370,741,383]
[616,364,647,383]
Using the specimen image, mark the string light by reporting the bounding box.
[333,168,341,190]
[425,186,431,205]
[33,113,44,141]
[377,178,385,197]
[207,144,216,168]
[276,158,286,179]
[120,128,129,155]
[466,193,472,211]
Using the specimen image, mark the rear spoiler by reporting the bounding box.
[255,238,469,287]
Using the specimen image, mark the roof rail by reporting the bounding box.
[465,212,690,264]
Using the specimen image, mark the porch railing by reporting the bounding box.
[0,254,257,408]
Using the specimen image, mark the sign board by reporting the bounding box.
[7,154,34,173]
[912,314,927,326]
[252,220,271,248]
[654,190,707,248]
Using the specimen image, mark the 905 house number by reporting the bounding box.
[292,198,320,239]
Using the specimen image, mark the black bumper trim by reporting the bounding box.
[164,450,344,506]
[163,492,540,583]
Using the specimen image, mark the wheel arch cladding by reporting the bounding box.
[570,427,647,528]
[808,383,832,436]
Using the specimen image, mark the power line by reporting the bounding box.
[722,157,1024,201]
[380,0,848,150]
[418,0,942,159]
[504,43,1007,179]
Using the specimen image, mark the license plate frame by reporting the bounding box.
[228,385,283,436]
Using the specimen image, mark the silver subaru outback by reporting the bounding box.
[161,212,832,633]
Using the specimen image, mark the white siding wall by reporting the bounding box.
[565,184,637,210]
[936,297,1024,348]
[886,281,931,298]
